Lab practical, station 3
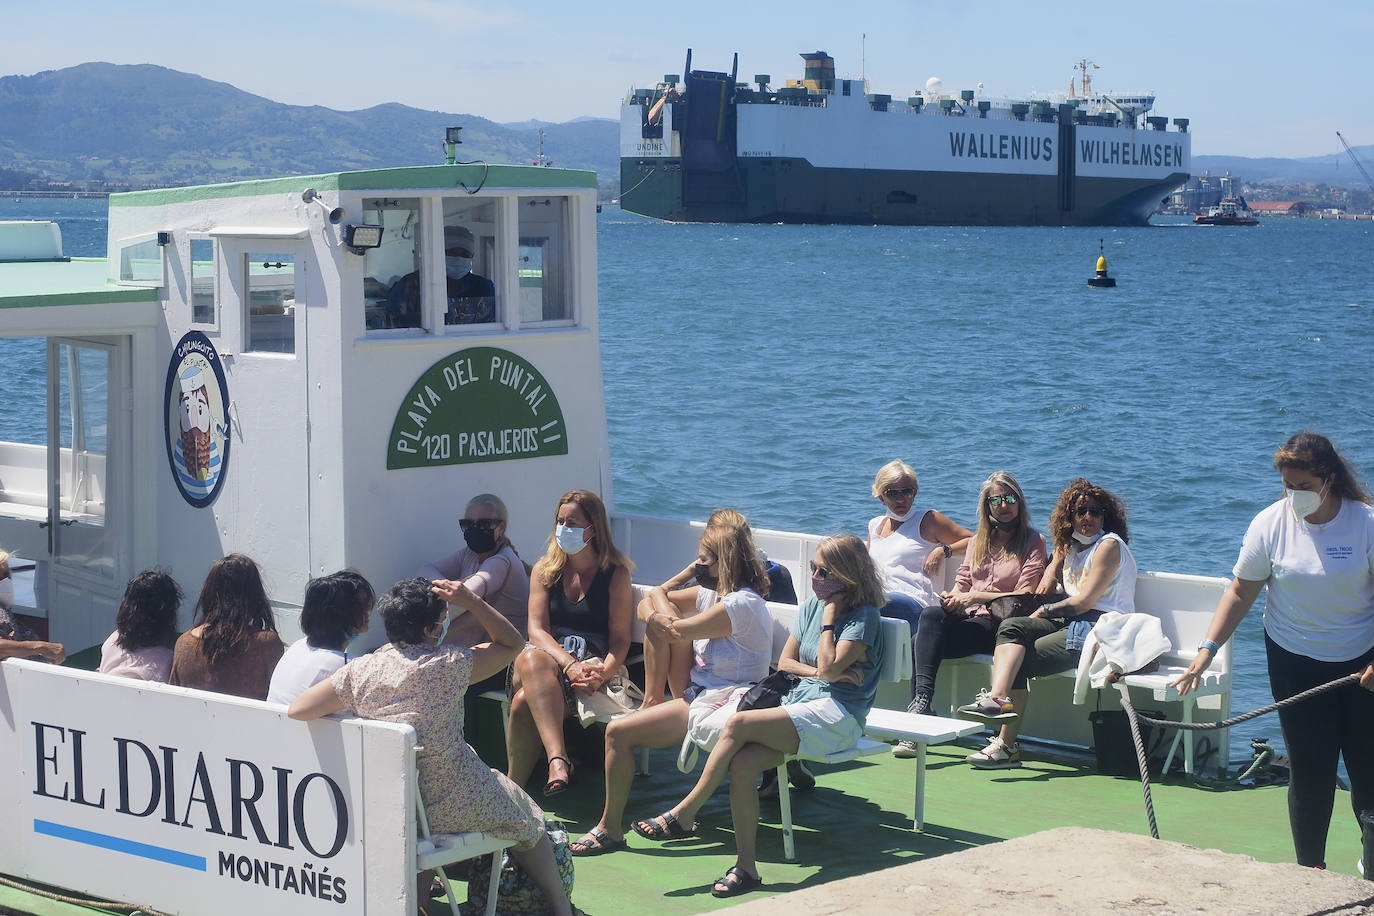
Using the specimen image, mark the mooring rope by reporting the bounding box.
[618,167,658,199]
[1118,673,1362,840]
[0,873,174,916]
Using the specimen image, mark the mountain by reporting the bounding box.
[1194,148,1374,189]
[0,63,619,187]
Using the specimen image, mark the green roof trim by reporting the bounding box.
[111,164,596,208]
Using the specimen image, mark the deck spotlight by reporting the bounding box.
[342,224,384,255]
[301,188,345,224]
[156,231,172,246]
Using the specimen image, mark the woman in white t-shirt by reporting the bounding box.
[865,459,971,631]
[569,521,772,856]
[957,478,1137,769]
[266,570,374,704]
[1176,432,1374,871]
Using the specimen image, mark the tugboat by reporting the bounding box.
[1194,175,1258,225]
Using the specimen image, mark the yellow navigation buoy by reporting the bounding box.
[1088,239,1116,288]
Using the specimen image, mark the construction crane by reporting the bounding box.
[1336,131,1374,192]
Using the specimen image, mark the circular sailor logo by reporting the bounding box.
[164,331,231,507]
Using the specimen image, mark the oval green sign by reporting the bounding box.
[386,347,569,469]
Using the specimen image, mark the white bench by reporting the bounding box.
[939,571,1232,775]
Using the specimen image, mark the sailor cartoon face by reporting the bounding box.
[180,385,211,434]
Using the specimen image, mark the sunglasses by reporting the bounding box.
[1074,505,1105,519]
[883,486,916,499]
[808,561,834,580]
[986,494,1019,508]
[459,518,501,532]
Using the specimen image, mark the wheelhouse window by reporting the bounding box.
[518,196,572,324]
[362,198,424,331]
[190,238,215,325]
[244,252,296,354]
[439,200,499,328]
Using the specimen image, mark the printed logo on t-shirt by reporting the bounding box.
[1324,545,1354,560]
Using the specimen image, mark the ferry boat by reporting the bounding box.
[619,51,1191,226]
[1195,197,1260,225]
[0,158,1367,916]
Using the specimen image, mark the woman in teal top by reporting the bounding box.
[632,533,886,898]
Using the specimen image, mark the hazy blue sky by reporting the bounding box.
[6,0,1370,158]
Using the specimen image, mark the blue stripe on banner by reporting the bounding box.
[33,819,207,871]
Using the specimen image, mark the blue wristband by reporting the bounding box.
[1198,638,1220,654]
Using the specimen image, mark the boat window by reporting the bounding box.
[243,252,297,354]
[362,198,426,332]
[190,238,215,325]
[116,234,165,287]
[438,200,500,330]
[518,196,572,324]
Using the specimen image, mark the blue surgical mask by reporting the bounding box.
[556,523,589,555]
[432,610,450,646]
[446,256,472,279]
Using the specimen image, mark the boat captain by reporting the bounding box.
[385,224,496,326]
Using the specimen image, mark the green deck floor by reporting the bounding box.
[3,732,1364,915]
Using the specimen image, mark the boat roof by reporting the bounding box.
[0,257,156,310]
[109,163,597,208]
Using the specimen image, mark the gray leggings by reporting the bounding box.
[995,616,1078,689]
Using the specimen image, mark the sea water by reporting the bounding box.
[4,196,1373,768]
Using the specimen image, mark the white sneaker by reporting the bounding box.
[891,739,920,759]
[965,736,1022,769]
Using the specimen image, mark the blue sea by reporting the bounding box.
[4,195,1373,768]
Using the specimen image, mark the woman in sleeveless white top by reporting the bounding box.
[865,460,971,626]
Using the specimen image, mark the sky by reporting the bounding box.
[4,0,1371,159]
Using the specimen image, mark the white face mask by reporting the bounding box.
[886,505,917,523]
[1072,529,1104,546]
[445,256,472,279]
[0,577,13,609]
[1286,481,1330,521]
[555,523,589,555]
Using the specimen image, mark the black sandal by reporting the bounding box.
[631,810,694,841]
[543,756,575,797]
[570,826,626,856]
[711,866,764,898]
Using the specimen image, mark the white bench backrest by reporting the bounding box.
[762,601,911,682]
[1133,571,1231,675]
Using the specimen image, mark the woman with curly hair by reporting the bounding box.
[169,554,284,700]
[99,570,183,682]
[956,478,1136,768]
[630,533,887,898]
[1175,432,1374,870]
[506,490,634,796]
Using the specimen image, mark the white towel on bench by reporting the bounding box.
[1072,611,1172,704]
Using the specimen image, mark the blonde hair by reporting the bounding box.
[699,524,769,597]
[707,508,749,531]
[0,548,10,569]
[967,471,1033,568]
[537,489,634,588]
[871,460,917,499]
[816,534,887,610]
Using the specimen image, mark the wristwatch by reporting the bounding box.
[941,543,952,558]
[820,624,836,633]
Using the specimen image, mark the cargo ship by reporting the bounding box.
[619,51,1191,226]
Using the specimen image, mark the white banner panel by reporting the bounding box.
[0,660,413,916]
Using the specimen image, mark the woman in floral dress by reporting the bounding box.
[290,577,572,916]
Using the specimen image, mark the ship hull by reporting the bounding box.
[620,156,1187,226]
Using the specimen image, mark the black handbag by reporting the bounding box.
[737,670,800,711]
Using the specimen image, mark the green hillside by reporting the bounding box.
[0,63,618,189]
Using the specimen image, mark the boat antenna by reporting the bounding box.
[862,32,866,82]
[684,48,692,80]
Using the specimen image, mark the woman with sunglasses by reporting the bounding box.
[1174,432,1374,872]
[891,471,1047,758]
[630,534,886,898]
[419,494,530,683]
[866,459,972,632]
[956,478,1135,768]
[507,489,634,797]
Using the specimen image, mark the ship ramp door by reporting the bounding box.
[1057,107,1076,213]
[680,69,745,208]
